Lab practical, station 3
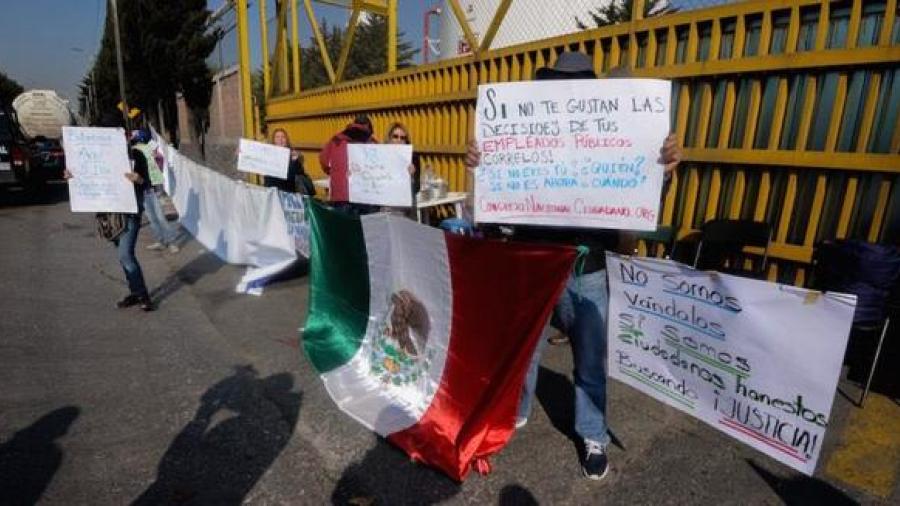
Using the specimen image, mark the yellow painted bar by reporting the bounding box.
[730,170,746,219]
[856,73,882,151]
[686,22,699,63]
[675,83,691,144]
[682,148,900,173]
[387,0,398,71]
[815,1,830,51]
[665,26,678,65]
[733,14,746,58]
[880,0,898,46]
[236,0,254,137]
[836,176,859,239]
[825,73,848,151]
[776,171,798,243]
[278,2,290,93]
[868,179,892,242]
[768,77,789,149]
[480,0,512,53]
[803,173,828,246]
[304,0,336,84]
[646,28,658,68]
[290,0,301,93]
[705,168,722,220]
[795,76,817,149]
[682,166,701,231]
[759,8,773,57]
[785,5,800,54]
[260,0,270,96]
[754,170,771,222]
[742,78,762,148]
[695,82,713,147]
[335,7,362,82]
[847,0,863,49]
[718,80,737,148]
[447,0,479,56]
[709,18,722,62]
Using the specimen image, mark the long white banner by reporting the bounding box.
[605,253,855,475]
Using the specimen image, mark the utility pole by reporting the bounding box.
[109,0,130,130]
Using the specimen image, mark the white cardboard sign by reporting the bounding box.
[62,127,138,213]
[474,79,671,230]
[347,144,413,207]
[605,253,856,475]
[237,138,290,179]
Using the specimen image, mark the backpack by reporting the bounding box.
[95,212,127,241]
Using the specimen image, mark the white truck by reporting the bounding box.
[11,90,75,185]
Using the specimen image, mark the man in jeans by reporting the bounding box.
[465,52,681,480]
[131,129,179,253]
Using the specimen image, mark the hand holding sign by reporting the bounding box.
[474,79,671,230]
[347,144,413,207]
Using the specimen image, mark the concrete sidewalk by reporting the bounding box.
[0,190,897,504]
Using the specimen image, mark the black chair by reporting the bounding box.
[635,225,675,259]
[809,240,900,406]
[693,219,772,279]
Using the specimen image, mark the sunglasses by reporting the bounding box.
[391,133,408,141]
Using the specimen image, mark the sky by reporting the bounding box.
[0,0,430,105]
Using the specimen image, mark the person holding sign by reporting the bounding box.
[318,115,378,215]
[465,52,681,481]
[64,125,155,311]
[263,128,315,195]
[132,129,179,254]
[384,122,421,214]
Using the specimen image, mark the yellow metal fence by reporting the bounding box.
[264,0,900,285]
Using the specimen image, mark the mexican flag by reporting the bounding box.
[302,201,576,480]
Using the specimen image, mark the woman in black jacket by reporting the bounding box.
[263,128,315,195]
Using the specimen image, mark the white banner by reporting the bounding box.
[279,192,310,258]
[62,127,138,213]
[474,79,671,230]
[605,253,855,475]
[165,144,297,295]
[237,138,290,179]
[348,144,413,207]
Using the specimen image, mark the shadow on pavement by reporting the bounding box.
[747,459,856,505]
[330,437,461,506]
[150,249,225,305]
[499,484,539,505]
[0,406,80,505]
[134,366,301,505]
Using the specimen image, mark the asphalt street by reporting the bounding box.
[0,183,896,505]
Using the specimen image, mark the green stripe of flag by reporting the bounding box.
[302,201,371,373]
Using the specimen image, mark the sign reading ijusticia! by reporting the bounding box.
[606,253,856,475]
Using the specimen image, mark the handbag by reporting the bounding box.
[95,212,128,241]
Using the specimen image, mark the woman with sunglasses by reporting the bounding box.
[384,122,420,211]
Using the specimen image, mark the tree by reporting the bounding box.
[576,0,673,29]
[299,15,417,91]
[80,0,219,142]
[0,71,24,107]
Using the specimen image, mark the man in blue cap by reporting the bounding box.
[465,51,681,481]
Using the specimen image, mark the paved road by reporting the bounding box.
[0,184,896,505]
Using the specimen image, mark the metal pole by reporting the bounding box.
[236,0,255,138]
[109,0,130,130]
[387,0,398,71]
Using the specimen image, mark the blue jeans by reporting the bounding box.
[114,214,149,297]
[518,269,611,446]
[143,188,177,245]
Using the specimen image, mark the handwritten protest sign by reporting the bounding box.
[474,79,671,230]
[348,144,413,207]
[237,138,290,179]
[605,253,855,475]
[279,192,310,258]
[62,126,138,213]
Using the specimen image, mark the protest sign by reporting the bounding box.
[605,253,856,475]
[474,79,671,230]
[62,126,138,213]
[347,144,413,207]
[237,138,290,179]
[279,192,310,258]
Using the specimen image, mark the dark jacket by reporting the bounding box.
[129,146,150,213]
[264,155,314,194]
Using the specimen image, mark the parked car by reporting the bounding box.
[0,106,33,188]
[28,135,66,181]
